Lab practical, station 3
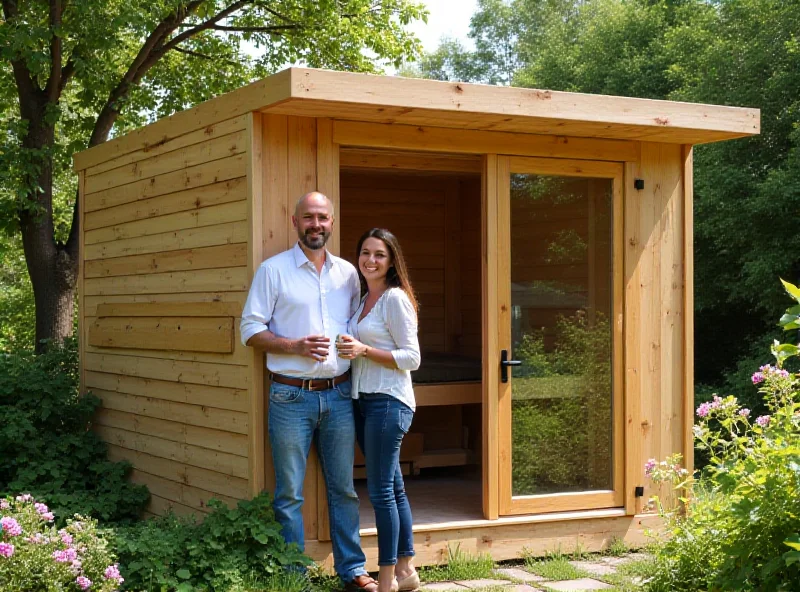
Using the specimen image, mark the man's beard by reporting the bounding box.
[299,229,330,250]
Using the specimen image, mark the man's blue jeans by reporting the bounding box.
[268,379,367,583]
[355,393,416,566]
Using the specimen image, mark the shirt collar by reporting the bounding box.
[292,242,333,270]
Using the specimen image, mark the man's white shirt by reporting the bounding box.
[240,242,361,378]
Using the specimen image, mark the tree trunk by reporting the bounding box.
[19,101,79,352]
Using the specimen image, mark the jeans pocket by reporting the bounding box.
[398,407,414,434]
[269,384,302,403]
[335,380,353,399]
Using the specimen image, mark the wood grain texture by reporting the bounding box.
[89,316,234,353]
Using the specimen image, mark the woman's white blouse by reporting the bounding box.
[349,287,421,411]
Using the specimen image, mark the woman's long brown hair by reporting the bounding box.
[356,228,419,314]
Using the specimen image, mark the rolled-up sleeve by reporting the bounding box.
[385,290,421,371]
[240,264,275,346]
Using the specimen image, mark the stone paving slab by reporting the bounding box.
[509,585,544,592]
[568,561,618,576]
[455,579,512,589]
[420,583,470,591]
[494,568,546,583]
[540,578,613,591]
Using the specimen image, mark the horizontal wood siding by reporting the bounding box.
[78,114,252,517]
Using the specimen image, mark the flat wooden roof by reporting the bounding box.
[74,67,759,171]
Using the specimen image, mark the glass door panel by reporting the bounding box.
[497,157,623,515]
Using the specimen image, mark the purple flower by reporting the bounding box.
[756,415,771,427]
[76,576,92,590]
[0,517,22,537]
[696,402,712,417]
[104,564,124,583]
[752,372,765,384]
[644,458,657,475]
[0,543,13,558]
[739,408,751,418]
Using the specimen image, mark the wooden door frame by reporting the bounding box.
[492,156,625,516]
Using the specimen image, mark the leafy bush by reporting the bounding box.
[0,338,148,523]
[644,280,800,591]
[0,494,123,591]
[113,494,309,592]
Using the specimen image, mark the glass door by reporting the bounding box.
[496,157,624,515]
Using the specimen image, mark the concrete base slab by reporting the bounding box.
[494,568,546,583]
[455,579,511,589]
[542,578,613,591]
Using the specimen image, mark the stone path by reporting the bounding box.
[418,553,648,592]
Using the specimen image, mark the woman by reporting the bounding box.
[337,228,421,592]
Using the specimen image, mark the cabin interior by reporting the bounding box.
[338,147,614,528]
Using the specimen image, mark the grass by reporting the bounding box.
[604,536,630,557]
[419,544,496,583]
[233,563,342,592]
[520,545,591,581]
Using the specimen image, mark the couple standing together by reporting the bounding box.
[240,191,420,592]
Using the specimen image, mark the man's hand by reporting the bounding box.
[293,335,331,361]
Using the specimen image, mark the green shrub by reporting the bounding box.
[0,338,148,524]
[644,280,800,591]
[113,494,309,591]
[0,494,123,592]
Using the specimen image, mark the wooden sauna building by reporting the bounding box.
[73,68,759,567]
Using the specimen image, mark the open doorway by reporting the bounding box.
[338,148,485,526]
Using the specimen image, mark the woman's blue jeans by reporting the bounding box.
[354,393,416,566]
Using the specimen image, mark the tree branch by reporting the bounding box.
[209,23,299,32]
[45,0,63,103]
[173,46,239,66]
[159,0,253,55]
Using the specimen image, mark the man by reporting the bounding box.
[240,192,377,592]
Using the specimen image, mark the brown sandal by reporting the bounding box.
[344,574,379,592]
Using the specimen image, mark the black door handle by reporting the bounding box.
[501,349,521,383]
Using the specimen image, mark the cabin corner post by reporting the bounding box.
[682,145,695,475]
[78,170,87,396]
[246,111,266,496]
[481,154,500,520]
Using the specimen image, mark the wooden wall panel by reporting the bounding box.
[79,114,257,515]
[624,142,685,512]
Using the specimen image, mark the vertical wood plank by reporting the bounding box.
[262,115,289,259]
[682,146,695,475]
[315,117,337,542]
[623,150,643,515]
[444,180,462,352]
[247,113,265,496]
[287,116,318,249]
[612,169,626,507]
[496,157,512,515]
[587,179,597,325]
[317,118,341,257]
[79,171,87,396]
[482,154,500,520]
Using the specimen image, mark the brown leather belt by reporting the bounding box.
[269,371,350,392]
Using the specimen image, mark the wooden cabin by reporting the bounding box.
[73,68,759,568]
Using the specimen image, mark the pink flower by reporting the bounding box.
[15,494,32,503]
[0,517,22,537]
[60,530,73,545]
[752,372,764,384]
[739,408,751,417]
[76,576,92,590]
[756,415,771,427]
[0,543,13,558]
[70,559,83,575]
[644,458,657,475]
[34,502,49,515]
[41,512,54,522]
[53,548,78,563]
[696,402,712,417]
[104,564,124,583]
[711,395,723,409]
[0,500,9,510]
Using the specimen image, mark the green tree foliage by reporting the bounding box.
[0,0,426,351]
[412,0,800,388]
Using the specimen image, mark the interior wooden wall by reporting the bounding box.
[339,170,481,357]
[78,114,252,518]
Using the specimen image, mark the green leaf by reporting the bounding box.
[781,279,800,304]
[176,568,192,580]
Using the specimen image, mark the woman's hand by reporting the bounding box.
[336,334,369,359]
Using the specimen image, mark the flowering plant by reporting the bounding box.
[643,280,800,591]
[0,494,123,591]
